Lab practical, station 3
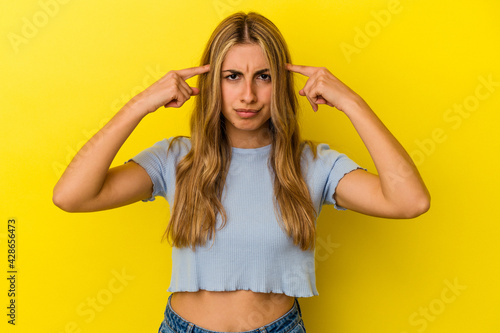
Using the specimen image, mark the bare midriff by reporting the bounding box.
[170,289,295,332]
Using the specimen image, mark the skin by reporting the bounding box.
[53,43,430,331]
[286,63,430,218]
[219,44,273,148]
[169,45,297,331]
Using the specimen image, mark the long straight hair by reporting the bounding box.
[162,12,318,251]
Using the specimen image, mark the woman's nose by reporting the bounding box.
[240,80,257,104]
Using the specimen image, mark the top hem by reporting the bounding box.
[166,287,318,298]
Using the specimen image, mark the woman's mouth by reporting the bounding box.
[235,108,260,118]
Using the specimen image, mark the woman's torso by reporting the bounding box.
[170,290,295,331]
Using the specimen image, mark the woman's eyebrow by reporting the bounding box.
[221,68,270,75]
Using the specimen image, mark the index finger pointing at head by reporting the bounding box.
[177,64,210,80]
[286,63,316,77]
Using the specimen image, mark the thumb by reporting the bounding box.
[299,89,305,96]
[190,87,200,95]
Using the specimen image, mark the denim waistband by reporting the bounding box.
[163,293,303,333]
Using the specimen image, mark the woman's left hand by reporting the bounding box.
[286,63,362,113]
[287,64,430,219]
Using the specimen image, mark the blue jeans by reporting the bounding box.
[158,293,306,333]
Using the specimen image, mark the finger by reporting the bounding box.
[165,100,185,108]
[303,89,318,112]
[163,85,201,108]
[164,100,178,108]
[191,87,200,95]
[178,79,194,97]
[308,98,318,112]
[177,75,201,96]
[305,80,325,107]
[315,97,327,104]
[164,96,184,108]
[298,79,317,111]
[176,64,210,80]
[163,86,190,108]
[180,85,200,96]
[178,85,193,103]
[286,63,316,77]
[165,95,188,108]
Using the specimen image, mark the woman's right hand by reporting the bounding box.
[53,64,210,212]
[135,64,210,113]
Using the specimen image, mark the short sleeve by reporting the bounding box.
[317,144,367,210]
[125,137,190,202]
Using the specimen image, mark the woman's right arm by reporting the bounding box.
[52,64,210,212]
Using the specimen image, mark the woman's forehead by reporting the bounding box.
[222,44,269,71]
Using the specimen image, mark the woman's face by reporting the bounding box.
[220,43,272,146]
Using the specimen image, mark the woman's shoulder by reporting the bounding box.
[166,135,192,152]
[300,139,352,171]
[138,135,191,159]
[300,140,333,160]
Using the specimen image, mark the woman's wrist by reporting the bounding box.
[121,95,152,120]
[342,95,371,120]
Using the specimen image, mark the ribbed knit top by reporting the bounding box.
[129,136,364,297]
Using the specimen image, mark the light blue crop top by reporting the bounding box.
[129,136,364,297]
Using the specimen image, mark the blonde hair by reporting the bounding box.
[162,12,318,251]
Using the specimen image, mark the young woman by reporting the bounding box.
[53,12,430,333]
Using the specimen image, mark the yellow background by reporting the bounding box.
[1,0,499,332]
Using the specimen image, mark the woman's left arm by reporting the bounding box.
[287,64,430,219]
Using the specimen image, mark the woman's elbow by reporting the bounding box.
[52,189,79,212]
[402,193,431,219]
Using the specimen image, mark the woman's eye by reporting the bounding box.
[259,74,271,81]
[226,74,239,80]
